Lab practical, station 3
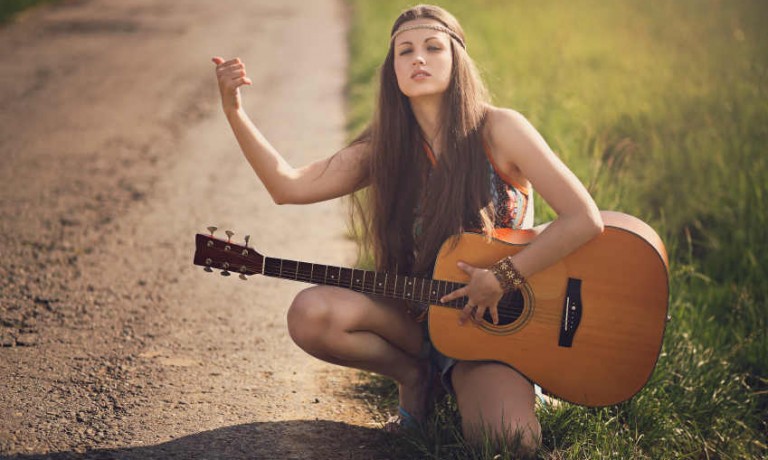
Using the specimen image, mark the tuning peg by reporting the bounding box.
[221,270,231,277]
[239,274,247,280]
[225,230,234,242]
[207,226,218,237]
[244,235,251,247]
[204,267,213,273]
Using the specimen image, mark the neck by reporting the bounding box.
[410,95,443,153]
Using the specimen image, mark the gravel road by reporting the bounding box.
[0,1,390,458]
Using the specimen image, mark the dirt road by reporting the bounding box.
[0,1,389,458]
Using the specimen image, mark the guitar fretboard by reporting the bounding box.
[263,257,466,307]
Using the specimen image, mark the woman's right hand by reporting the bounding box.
[212,56,253,114]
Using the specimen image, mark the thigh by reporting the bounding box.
[451,361,538,440]
[290,285,424,356]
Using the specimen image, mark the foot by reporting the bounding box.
[383,406,418,433]
[396,360,432,423]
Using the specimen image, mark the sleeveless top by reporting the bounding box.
[421,141,533,231]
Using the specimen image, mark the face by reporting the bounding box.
[393,19,454,99]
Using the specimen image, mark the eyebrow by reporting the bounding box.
[396,36,443,47]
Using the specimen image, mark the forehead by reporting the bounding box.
[393,19,451,46]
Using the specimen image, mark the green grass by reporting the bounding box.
[345,0,768,458]
[0,0,60,24]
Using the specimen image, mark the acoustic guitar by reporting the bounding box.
[193,210,669,407]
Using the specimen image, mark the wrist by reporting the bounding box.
[490,256,526,292]
[224,106,245,119]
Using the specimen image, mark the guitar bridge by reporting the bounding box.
[559,278,582,347]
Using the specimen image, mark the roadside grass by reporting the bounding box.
[346,0,767,458]
[0,0,59,24]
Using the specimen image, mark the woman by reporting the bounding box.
[212,4,602,452]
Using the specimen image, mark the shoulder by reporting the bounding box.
[483,106,552,165]
[484,107,535,148]
[482,107,540,171]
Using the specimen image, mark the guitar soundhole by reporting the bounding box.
[478,284,533,334]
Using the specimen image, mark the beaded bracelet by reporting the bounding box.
[490,256,526,292]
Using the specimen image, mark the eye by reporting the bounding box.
[428,46,442,52]
[399,49,413,56]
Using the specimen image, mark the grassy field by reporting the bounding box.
[346,0,767,458]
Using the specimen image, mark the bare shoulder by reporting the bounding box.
[484,107,537,152]
[484,106,556,165]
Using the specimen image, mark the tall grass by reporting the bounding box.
[346,0,767,458]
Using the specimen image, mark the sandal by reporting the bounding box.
[384,406,418,433]
[384,360,437,433]
[535,384,562,408]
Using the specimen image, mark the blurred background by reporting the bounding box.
[3,0,766,458]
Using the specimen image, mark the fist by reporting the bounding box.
[212,56,253,113]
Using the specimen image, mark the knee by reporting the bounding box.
[286,287,332,348]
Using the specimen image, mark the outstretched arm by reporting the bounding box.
[212,56,369,204]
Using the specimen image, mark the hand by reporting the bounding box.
[211,56,253,113]
[440,261,504,325]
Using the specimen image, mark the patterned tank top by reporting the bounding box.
[421,141,533,231]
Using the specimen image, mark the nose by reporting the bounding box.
[412,55,426,66]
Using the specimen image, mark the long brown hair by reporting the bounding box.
[352,4,495,276]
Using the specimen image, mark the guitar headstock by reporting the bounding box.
[193,227,264,279]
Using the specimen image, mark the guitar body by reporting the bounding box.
[428,211,669,406]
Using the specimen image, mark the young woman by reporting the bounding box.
[212,4,602,452]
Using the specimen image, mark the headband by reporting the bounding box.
[390,23,466,50]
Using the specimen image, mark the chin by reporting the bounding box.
[401,84,448,99]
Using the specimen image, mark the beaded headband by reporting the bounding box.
[390,23,466,50]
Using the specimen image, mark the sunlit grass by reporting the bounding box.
[345,0,767,458]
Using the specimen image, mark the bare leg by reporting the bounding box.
[452,361,541,454]
[286,286,429,419]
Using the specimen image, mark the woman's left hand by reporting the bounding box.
[440,261,504,325]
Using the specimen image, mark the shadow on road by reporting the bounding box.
[7,420,392,460]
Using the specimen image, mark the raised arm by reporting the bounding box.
[212,57,369,204]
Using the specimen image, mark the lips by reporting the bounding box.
[411,69,431,80]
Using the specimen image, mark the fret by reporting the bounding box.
[373,272,383,296]
[310,263,324,285]
[429,279,437,304]
[297,261,310,282]
[312,264,328,284]
[393,274,400,298]
[339,267,353,289]
[323,264,329,285]
[263,257,277,277]
[309,263,315,283]
[281,260,298,280]
[404,277,413,300]
[279,258,284,278]
[351,269,363,291]
[383,272,389,296]
[362,270,374,294]
[413,278,424,302]
[334,266,342,286]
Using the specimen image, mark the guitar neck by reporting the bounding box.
[262,256,465,307]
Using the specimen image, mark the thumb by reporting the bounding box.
[211,56,224,65]
[457,261,475,275]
